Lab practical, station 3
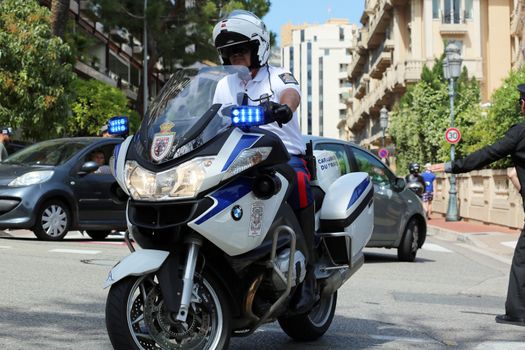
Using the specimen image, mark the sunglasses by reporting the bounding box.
[221,43,251,58]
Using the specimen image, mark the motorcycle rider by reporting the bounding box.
[405,162,426,197]
[212,10,317,312]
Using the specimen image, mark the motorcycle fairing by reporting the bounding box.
[104,249,169,288]
[188,172,289,256]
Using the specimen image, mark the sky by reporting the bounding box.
[263,0,365,46]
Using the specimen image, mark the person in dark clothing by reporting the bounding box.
[405,162,426,197]
[432,83,525,327]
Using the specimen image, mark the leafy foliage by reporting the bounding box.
[390,57,481,173]
[88,0,271,115]
[67,79,140,137]
[465,65,525,168]
[0,0,76,140]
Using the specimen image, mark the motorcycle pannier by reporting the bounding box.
[318,172,373,266]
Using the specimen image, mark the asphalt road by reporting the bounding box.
[0,230,524,350]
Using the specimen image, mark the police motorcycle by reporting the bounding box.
[104,65,374,350]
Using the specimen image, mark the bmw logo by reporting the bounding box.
[231,205,243,221]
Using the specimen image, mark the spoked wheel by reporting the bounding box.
[278,291,337,342]
[106,272,231,350]
[398,218,419,262]
[33,200,70,241]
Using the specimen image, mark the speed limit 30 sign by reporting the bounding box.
[445,127,461,144]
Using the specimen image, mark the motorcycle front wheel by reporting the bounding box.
[105,271,231,350]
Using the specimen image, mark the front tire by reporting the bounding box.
[398,219,419,262]
[32,200,70,241]
[278,291,337,341]
[106,271,232,350]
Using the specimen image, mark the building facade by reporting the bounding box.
[281,20,358,139]
[345,0,515,149]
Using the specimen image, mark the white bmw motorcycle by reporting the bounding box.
[105,66,374,350]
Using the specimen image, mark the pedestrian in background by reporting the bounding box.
[99,125,111,138]
[0,127,12,161]
[405,162,425,197]
[432,83,525,327]
[421,163,436,220]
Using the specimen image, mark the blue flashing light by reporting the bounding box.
[231,106,265,128]
[108,116,129,135]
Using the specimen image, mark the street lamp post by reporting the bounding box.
[444,42,462,222]
[380,106,389,149]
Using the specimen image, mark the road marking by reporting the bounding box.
[0,245,12,249]
[49,249,101,255]
[475,342,525,350]
[502,241,517,249]
[422,243,453,253]
[369,334,437,344]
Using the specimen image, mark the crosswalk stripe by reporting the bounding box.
[0,245,12,249]
[49,249,101,255]
[422,243,453,253]
[502,241,517,249]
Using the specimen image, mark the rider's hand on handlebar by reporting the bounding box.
[265,102,293,128]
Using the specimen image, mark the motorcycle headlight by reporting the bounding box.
[223,147,271,180]
[124,157,215,200]
[8,170,54,187]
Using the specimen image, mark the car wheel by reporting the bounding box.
[33,200,71,241]
[86,230,111,240]
[398,218,419,262]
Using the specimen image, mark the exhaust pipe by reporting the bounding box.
[321,255,364,297]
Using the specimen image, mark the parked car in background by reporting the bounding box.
[0,137,127,240]
[305,136,427,262]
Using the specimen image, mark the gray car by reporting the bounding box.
[305,136,427,262]
[0,137,127,240]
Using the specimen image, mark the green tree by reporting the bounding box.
[68,79,140,136]
[87,0,271,116]
[0,0,76,140]
[465,65,525,168]
[390,57,481,173]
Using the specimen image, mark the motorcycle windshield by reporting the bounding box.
[135,65,251,163]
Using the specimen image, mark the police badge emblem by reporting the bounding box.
[151,122,176,162]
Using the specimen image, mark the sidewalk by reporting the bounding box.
[427,214,521,264]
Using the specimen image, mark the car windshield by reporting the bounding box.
[3,139,92,166]
[135,65,250,163]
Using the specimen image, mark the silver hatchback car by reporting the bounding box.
[305,136,427,262]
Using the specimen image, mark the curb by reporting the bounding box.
[427,225,471,243]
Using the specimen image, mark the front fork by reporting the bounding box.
[176,237,202,322]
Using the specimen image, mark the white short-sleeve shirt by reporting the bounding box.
[213,65,304,155]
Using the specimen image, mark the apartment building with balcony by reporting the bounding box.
[280,20,358,139]
[345,0,514,149]
[511,0,525,68]
[40,0,171,103]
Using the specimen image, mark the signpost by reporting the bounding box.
[445,127,461,144]
[378,148,389,159]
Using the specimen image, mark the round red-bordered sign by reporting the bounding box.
[445,127,461,144]
[378,148,389,159]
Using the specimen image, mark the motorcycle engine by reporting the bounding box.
[272,249,306,290]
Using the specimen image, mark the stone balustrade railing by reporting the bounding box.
[433,168,524,229]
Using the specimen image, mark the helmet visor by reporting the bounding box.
[220,42,252,58]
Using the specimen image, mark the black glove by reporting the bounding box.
[266,102,293,127]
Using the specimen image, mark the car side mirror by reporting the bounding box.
[393,177,406,192]
[79,161,99,175]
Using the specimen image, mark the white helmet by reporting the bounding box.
[212,10,270,68]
